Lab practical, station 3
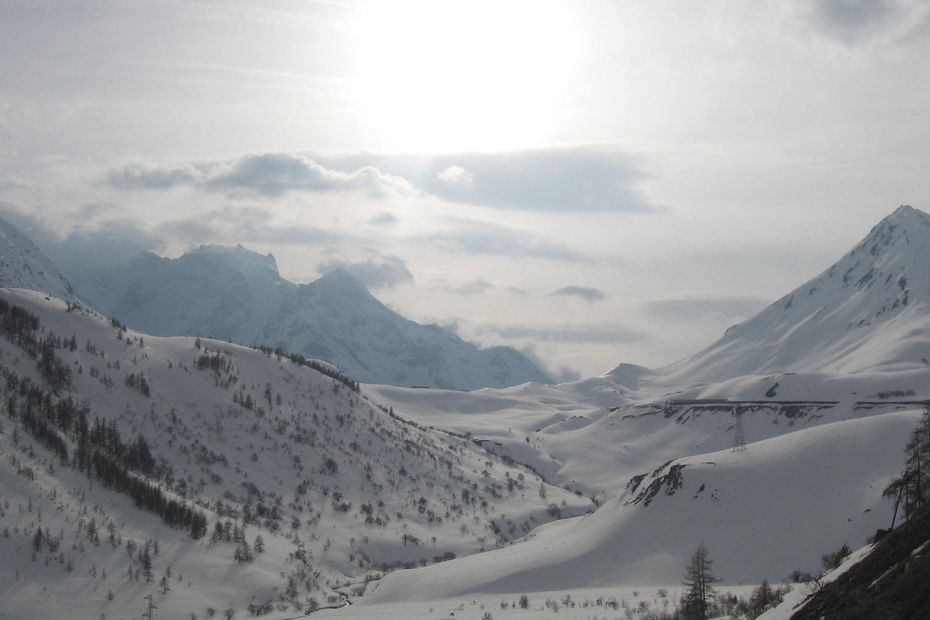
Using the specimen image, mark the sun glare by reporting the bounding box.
[352,0,580,153]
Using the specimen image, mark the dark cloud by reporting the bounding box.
[551,285,606,303]
[642,296,770,321]
[153,205,351,247]
[318,254,413,289]
[424,149,653,213]
[75,202,119,219]
[106,163,202,191]
[801,0,904,43]
[105,147,656,213]
[424,218,591,262]
[314,146,658,213]
[479,322,644,344]
[105,153,413,197]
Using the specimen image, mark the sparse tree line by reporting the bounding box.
[253,344,360,393]
[0,299,208,539]
[0,297,71,390]
[0,297,591,612]
[884,405,930,524]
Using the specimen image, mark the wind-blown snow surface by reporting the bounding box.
[355,411,915,604]
[0,216,73,301]
[62,243,550,390]
[336,206,930,611]
[0,288,585,618]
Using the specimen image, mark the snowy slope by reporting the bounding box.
[622,205,930,391]
[367,369,930,500]
[67,244,550,390]
[332,206,930,611]
[358,410,917,604]
[0,289,585,618]
[0,216,74,300]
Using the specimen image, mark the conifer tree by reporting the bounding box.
[681,543,719,620]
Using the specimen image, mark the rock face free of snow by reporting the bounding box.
[0,216,74,300]
[65,244,550,390]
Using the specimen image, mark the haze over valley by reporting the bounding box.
[3,2,930,619]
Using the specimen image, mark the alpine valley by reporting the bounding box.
[1,206,929,619]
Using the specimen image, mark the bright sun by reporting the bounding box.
[352,0,580,153]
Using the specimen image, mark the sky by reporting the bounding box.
[1,0,929,379]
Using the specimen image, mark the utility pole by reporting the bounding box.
[143,594,157,620]
[732,406,746,452]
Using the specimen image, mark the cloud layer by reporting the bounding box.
[642,296,770,321]
[423,218,592,262]
[317,254,414,289]
[551,285,606,302]
[107,147,657,213]
[106,153,413,197]
[799,0,928,44]
[478,322,644,344]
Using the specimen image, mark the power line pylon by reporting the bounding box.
[143,594,157,620]
[732,407,747,452]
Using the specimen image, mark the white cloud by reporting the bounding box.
[435,165,475,188]
[318,253,414,289]
[106,153,414,198]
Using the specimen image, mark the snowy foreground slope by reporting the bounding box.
[348,410,916,606]
[0,288,585,619]
[59,241,550,390]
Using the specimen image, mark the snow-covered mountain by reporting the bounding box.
[259,268,550,390]
[324,205,930,614]
[62,244,551,389]
[73,244,291,345]
[0,288,585,618]
[5,205,929,619]
[0,216,74,300]
[625,204,930,390]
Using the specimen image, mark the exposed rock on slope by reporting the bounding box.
[790,506,930,620]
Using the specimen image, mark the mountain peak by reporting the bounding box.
[182,243,280,276]
[888,203,921,220]
[661,205,930,381]
[313,267,370,294]
[846,204,930,267]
